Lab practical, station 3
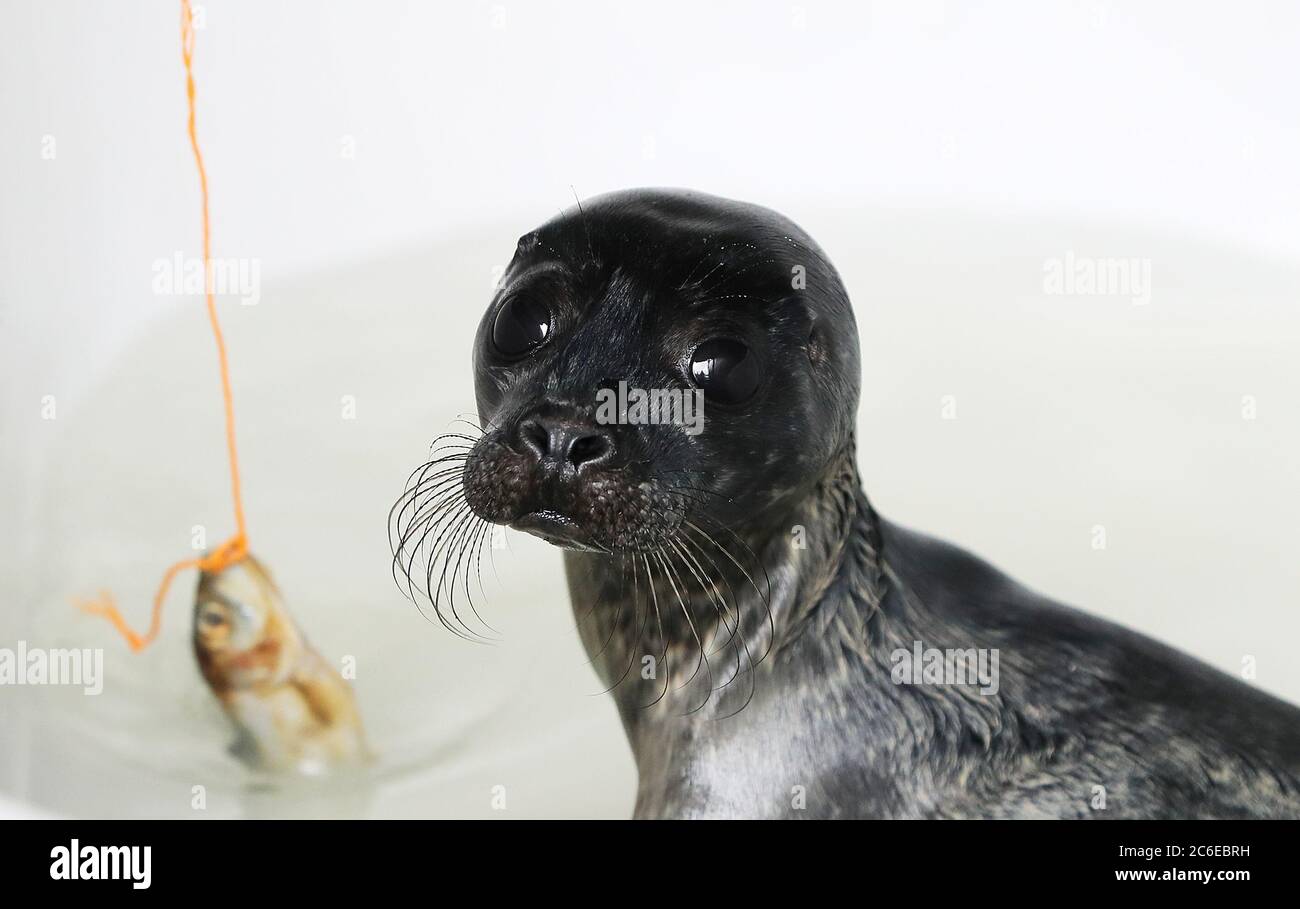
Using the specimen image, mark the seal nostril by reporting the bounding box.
[518,418,550,459]
[516,413,614,470]
[567,432,612,469]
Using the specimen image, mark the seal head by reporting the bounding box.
[463,188,860,552]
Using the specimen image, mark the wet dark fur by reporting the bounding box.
[421,188,1300,818]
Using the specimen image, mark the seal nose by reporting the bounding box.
[517,415,614,472]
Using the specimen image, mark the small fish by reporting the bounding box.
[193,554,369,775]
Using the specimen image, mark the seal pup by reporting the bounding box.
[413,188,1300,818]
[194,555,369,775]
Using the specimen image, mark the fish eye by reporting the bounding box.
[199,605,227,627]
[491,294,551,358]
[689,339,761,404]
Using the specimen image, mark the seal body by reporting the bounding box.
[194,555,369,775]
[569,486,1300,819]
[457,188,1300,818]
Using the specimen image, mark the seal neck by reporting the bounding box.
[566,441,884,719]
[760,442,886,652]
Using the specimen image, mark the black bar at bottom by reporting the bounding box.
[1,819,1286,891]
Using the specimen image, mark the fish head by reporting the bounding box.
[193,554,281,657]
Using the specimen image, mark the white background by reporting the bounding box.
[4,1,1299,394]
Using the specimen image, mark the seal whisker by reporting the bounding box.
[421,507,486,641]
[393,449,474,520]
[659,484,773,605]
[640,552,672,709]
[402,500,464,598]
[569,186,598,269]
[391,475,473,560]
[652,550,713,713]
[651,485,775,644]
[456,515,499,638]
[673,532,760,718]
[421,447,473,465]
[450,414,487,433]
[586,553,633,663]
[388,460,475,553]
[389,426,501,644]
[446,521,496,641]
[683,518,777,665]
[393,467,474,526]
[432,505,497,641]
[669,485,772,584]
[427,432,483,447]
[469,518,497,613]
[419,443,474,464]
[594,554,653,695]
[390,490,461,594]
[401,505,483,643]
[665,535,732,659]
[668,533,744,666]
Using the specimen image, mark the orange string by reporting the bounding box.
[77,0,248,652]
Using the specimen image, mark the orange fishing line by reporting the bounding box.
[78,0,249,651]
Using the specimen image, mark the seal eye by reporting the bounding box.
[689,339,761,404]
[492,295,551,358]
